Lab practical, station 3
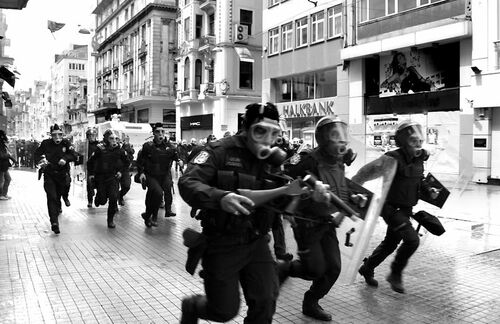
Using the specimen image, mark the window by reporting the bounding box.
[276,68,336,102]
[281,23,293,51]
[311,11,325,43]
[327,5,342,38]
[208,14,215,35]
[269,28,280,55]
[137,109,149,123]
[184,17,191,41]
[184,57,190,90]
[399,0,417,12]
[295,17,308,48]
[195,15,203,39]
[125,8,128,21]
[239,61,253,89]
[240,9,253,35]
[268,0,280,7]
[361,0,437,22]
[195,59,202,90]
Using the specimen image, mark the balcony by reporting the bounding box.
[198,83,216,99]
[122,51,133,64]
[138,42,147,57]
[199,35,216,52]
[177,89,200,102]
[199,0,216,11]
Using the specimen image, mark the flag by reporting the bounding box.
[47,20,65,33]
[0,66,15,88]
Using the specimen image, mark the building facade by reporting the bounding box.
[91,0,178,130]
[50,45,88,128]
[339,0,473,182]
[262,0,345,147]
[468,0,500,182]
[176,0,263,142]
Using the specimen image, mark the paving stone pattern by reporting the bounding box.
[1,169,500,323]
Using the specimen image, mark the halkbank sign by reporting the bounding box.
[277,97,335,118]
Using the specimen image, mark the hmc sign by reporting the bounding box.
[277,98,336,118]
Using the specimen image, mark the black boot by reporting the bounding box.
[277,260,291,286]
[141,212,152,228]
[302,292,332,321]
[386,272,405,294]
[358,257,378,287]
[118,197,125,206]
[63,197,71,207]
[180,294,206,324]
[51,223,60,234]
[107,216,116,228]
[165,209,176,217]
[87,200,93,208]
[151,214,159,227]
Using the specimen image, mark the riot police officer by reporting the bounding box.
[118,134,134,206]
[284,116,358,321]
[86,128,100,208]
[354,120,439,294]
[178,102,293,324]
[137,123,181,227]
[87,130,129,228]
[34,124,76,234]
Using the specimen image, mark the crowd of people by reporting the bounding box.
[2,100,444,323]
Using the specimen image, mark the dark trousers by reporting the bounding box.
[365,204,420,274]
[290,223,341,301]
[43,173,70,225]
[95,175,119,221]
[119,170,131,199]
[271,215,287,256]
[198,235,278,323]
[0,170,11,196]
[144,174,172,219]
[86,174,95,203]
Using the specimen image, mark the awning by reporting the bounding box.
[0,65,15,88]
[234,47,254,63]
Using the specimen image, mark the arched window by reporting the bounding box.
[184,57,191,90]
[195,59,202,90]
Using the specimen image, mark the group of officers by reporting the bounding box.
[33,101,440,323]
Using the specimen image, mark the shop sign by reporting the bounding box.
[181,114,213,130]
[277,98,335,118]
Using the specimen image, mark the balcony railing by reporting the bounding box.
[138,42,147,57]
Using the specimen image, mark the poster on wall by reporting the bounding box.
[365,43,460,115]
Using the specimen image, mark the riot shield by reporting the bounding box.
[336,155,397,284]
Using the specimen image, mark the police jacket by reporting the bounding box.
[87,144,129,177]
[178,135,281,237]
[87,141,99,159]
[285,148,350,222]
[137,139,178,176]
[0,143,13,172]
[120,143,135,167]
[385,148,429,207]
[34,139,76,175]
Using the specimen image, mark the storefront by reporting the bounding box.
[180,114,213,143]
[276,97,337,147]
[362,42,462,179]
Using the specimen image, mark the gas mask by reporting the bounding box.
[315,117,356,165]
[154,128,166,142]
[247,118,286,165]
[51,132,63,144]
[107,134,119,148]
[395,122,424,158]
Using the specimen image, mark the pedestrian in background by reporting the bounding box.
[34,124,76,234]
[136,123,181,227]
[353,121,440,294]
[118,134,134,206]
[85,128,100,207]
[87,130,129,228]
[0,130,15,200]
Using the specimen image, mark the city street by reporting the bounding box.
[1,168,500,323]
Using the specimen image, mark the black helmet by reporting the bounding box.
[394,120,422,147]
[314,116,348,147]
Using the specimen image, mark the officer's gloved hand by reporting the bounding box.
[350,193,368,208]
[139,173,146,183]
[311,180,330,203]
[58,159,66,166]
[88,175,95,183]
[38,157,48,168]
[115,171,122,179]
[220,192,254,216]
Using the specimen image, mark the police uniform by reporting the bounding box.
[119,142,134,204]
[285,148,345,321]
[361,148,429,284]
[137,138,179,224]
[178,135,280,324]
[86,140,99,206]
[87,143,129,227]
[34,138,76,229]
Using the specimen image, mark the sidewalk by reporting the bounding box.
[0,169,499,323]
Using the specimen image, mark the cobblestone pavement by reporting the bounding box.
[1,169,500,323]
